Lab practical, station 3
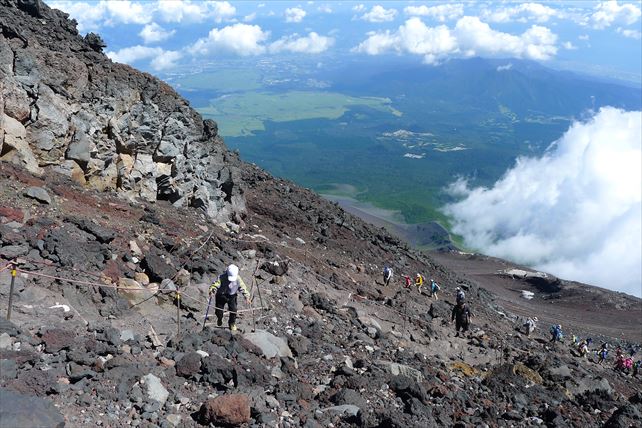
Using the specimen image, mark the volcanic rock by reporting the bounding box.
[199,394,251,426]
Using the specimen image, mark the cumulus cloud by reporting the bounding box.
[285,7,306,23]
[352,4,366,13]
[444,108,642,297]
[361,5,398,23]
[353,16,558,64]
[188,23,269,56]
[318,5,333,14]
[156,0,236,23]
[404,4,464,22]
[51,1,236,31]
[562,41,577,50]
[139,22,175,44]
[269,32,334,54]
[590,1,641,29]
[106,45,181,71]
[617,27,642,39]
[482,2,559,23]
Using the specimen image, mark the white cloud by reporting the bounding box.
[444,108,642,297]
[361,5,398,23]
[590,1,641,29]
[562,41,577,50]
[139,22,175,44]
[354,17,558,63]
[244,12,257,22]
[578,34,590,40]
[49,1,108,32]
[269,32,334,54]
[188,23,269,56]
[483,2,559,23]
[150,50,182,70]
[104,0,150,25]
[617,26,642,39]
[285,7,306,23]
[496,63,513,71]
[404,4,464,22]
[352,4,366,13]
[318,5,333,14]
[51,1,236,31]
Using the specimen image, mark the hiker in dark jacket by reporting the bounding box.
[451,302,472,336]
[209,264,250,331]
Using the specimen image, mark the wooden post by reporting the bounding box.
[176,288,181,339]
[6,264,16,321]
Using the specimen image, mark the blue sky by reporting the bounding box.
[48,1,642,83]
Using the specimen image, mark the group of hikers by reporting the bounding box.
[383,267,442,299]
[383,266,472,336]
[209,263,639,378]
[521,319,641,376]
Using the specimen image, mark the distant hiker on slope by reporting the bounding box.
[451,301,472,337]
[415,273,424,293]
[209,264,250,332]
[455,287,466,305]
[578,338,592,358]
[430,278,440,300]
[523,317,537,336]
[383,266,393,286]
[549,324,563,342]
[597,342,609,364]
[403,275,412,289]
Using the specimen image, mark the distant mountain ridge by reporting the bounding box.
[332,57,641,119]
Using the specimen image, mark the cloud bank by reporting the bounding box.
[444,108,642,296]
[354,16,558,64]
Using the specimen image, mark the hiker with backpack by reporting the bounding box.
[523,317,537,336]
[209,264,251,332]
[430,278,440,300]
[403,275,412,289]
[383,266,393,286]
[578,338,592,358]
[451,301,472,337]
[415,273,424,293]
[597,342,609,364]
[455,287,465,305]
[549,324,563,342]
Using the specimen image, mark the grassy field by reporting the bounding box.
[197,91,401,137]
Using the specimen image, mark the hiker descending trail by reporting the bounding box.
[209,264,251,332]
[403,275,412,289]
[578,338,592,358]
[523,317,537,336]
[430,278,440,300]
[598,342,609,364]
[383,266,393,286]
[550,324,564,342]
[415,273,424,293]
[455,287,465,305]
[451,301,472,337]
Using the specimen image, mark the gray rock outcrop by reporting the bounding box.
[0,0,244,221]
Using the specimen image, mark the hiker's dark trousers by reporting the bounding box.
[215,293,238,327]
[455,320,469,333]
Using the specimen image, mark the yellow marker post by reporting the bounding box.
[6,265,17,320]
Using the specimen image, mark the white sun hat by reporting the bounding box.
[227,264,239,282]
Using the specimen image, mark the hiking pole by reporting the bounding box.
[6,263,16,321]
[202,294,213,330]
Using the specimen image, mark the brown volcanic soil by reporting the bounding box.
[430,251,642,344]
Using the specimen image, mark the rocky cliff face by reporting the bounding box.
[0,0,244,222]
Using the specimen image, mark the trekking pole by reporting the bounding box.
[202,294,213,330]
[6,263,16,321]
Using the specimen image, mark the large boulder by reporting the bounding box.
[199,394,251,426]
[0,388,64,428]
[243,330,292,359]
